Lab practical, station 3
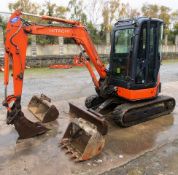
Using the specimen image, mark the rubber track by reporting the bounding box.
[112,95,176,127]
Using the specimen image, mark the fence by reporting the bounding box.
[1,43,178,67]
[25,44,178,56]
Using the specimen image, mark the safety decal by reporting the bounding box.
[10,17,19,24]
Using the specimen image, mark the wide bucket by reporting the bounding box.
[60,103,108,161]
[61,118,105,161]
[28,94,59,123]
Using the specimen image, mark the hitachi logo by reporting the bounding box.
[50,29,70,33]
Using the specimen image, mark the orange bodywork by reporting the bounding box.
[117,75,160,101]
[4,10,105,109]
[117,84,159,101]
[4,10,28,100]
[4,10,160,111]
[73,56,84,67]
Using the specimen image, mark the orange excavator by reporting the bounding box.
[3,10,175,161]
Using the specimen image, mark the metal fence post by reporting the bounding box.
[0,26,4,65]
[58,37,64,55]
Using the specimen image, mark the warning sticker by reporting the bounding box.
[10,17,19,24]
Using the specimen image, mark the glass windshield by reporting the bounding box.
[114,28,134,54]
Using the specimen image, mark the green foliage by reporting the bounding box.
[87,22,105,44]
[168,23,178,44]
[102,0,123,32]
[6,0,178,46]
[141,4,159,17]
[40,2,69,18]
[0,16,5,29]
[173,23,178,35]
[0,15,7,38]
[141,4,171,34]
[8,0,39,13]
[68,0,87,24]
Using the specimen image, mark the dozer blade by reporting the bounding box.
[28,94,59,123]
[12,111,48,139]
[60,103,108,161]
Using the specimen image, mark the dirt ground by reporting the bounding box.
[0,60,178,175]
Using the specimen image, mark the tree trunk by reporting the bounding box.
[106,32,110,45]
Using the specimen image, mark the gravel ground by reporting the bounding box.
[0,60,178,175]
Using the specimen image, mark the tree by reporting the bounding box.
[40,1,69,18]
[8,0,42,26]
[141,4,171,37]
[68,0,87,24]
[141,4,159,18]
[8,0,39,14]
[172,10,178,33]
[8,0,40,44]
[173,23,178,35]
[123,3,139,18]
[86,0,104,25]
[86,22,105,44]
[8,0,70,45]
[171,10,178,23]
[102,0,126,32]
[159,6,171,34]
[0,16,5,28]
[101,0,127,44]
[0,15,6,37]
[38,1,69,45]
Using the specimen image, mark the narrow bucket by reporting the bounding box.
[12,111,48,139]
[28,94,59,123]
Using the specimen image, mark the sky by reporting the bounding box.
[0,0,178,13]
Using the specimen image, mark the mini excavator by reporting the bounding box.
[3,10,175,161]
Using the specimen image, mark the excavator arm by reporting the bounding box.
[3,10,106,120]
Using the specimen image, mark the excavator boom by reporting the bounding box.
[4,10,106,98]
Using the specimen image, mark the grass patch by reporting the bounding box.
[0,66,86,79]
[23,66,86,76]
[162,59,178,64]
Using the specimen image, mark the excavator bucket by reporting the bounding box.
[60,103,108,161]
[28,94,59,123]
[8,111,48,139]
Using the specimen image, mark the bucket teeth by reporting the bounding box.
[71,154,77,159]
[65,150,72,154]
[70,153,79,160]
[60,138,69,145]
[60,141,79,157]
[65,146,76,154]
[60,143,68,149]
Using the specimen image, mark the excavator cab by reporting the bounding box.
[109,17,163,93]
[85,18,175,127]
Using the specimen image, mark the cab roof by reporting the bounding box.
[114,17,163,27]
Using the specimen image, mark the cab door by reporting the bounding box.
[135,20,162,88]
